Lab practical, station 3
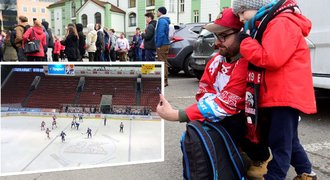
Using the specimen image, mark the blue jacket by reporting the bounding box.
[155,16,170,48]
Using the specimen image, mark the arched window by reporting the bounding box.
[82,14,88,27]
[71,2,76,17]
[95,12,101,24]
[129,13,136,27]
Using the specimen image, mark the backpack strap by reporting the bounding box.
[204,121,246,179]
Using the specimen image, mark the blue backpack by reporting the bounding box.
[181,120,246,180]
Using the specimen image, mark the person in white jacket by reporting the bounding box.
[86,24,97,62]
[115,32,130,61]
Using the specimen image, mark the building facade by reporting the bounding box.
[47,0,125,38]
[16,0,58,25]
[47,0,231,38]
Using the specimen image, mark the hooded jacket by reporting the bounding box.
[23,26,47,57]
[86,24,97,52]
[240,11,316,114]
[142,20,157,50]
[155,15,170,48]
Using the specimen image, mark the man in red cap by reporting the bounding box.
[157,8,272,179]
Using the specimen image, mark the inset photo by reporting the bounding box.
[1,63,163,175]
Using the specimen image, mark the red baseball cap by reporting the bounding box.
[205,8,243,33]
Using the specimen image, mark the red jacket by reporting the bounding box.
[240,13,316,114]
[53,40,61,55]
[185,54,248,122]
[23,26,46,57]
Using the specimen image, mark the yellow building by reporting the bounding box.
[16,0,58,25]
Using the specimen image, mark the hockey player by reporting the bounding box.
[40,121,46,131]
[78,113,83,122]
[120,122,124,133]
[52,119,57,129]
[75,121,80,130]
[71,119,76,128]
[104,117,107,126]
[86,128,92,138]
[60,131,66,142]
[46,128,51,139]
[52,114,57,121]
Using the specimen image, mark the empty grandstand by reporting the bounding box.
[1,65,162,115]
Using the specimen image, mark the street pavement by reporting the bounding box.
[2,73,330,180]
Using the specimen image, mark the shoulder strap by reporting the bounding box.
[204,121,246,179]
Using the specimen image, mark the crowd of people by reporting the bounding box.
[0,6,173,63]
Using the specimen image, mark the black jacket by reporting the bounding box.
[61,34,80,60]
[78,31,86,56]
[142,20,157,50]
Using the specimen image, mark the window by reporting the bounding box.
[209,13,212,22]
[193,10,199,23]
[82,14,87,27]
[129,13,136,27]
[32,7,37,13]
[146,0,155,7]
[180,0,185,12]
[128,0,136,8]
[23,7,27,12]
[146,9,154,14]
[56,12,59,20]
[95,12,101,24]
[169,0,175,13]
[41,8,46,13]
[71,2,76,17]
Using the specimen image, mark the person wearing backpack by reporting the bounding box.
[3,30,18,61]
[142,12,157,61]
[157,8,272,180]
[13,16,30,61]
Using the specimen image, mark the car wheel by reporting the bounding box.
[193,70,204,80]
[183,55,195,77]
[168,68,181,75]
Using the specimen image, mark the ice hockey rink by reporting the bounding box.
[1,114,163,175]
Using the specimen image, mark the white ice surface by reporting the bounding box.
[1,115,163,175]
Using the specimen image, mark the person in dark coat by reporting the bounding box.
[41,20,54,61]
[94,23,104,61]
[76,23,86,61]
[61,24,80,61]
[142,12,157,61]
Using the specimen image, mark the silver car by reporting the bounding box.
[191,28,218,80]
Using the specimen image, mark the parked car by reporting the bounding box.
[167,23,206,76]
[191,28,218,80]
